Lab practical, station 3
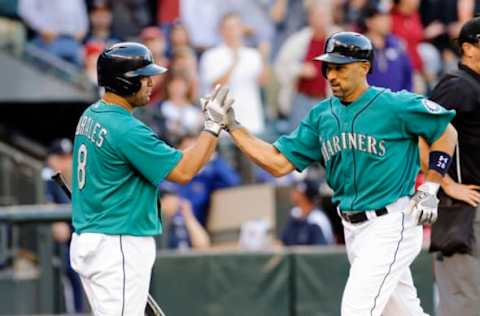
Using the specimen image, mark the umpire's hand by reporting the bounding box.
[408,182,440,225]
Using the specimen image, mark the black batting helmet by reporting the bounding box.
[97,42,167,96]
[314,32,374,78]
[457,17,480,46]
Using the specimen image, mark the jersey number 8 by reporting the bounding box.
[77,144,87,190]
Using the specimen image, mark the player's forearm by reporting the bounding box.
[418,137,429,173]
[424,124,458,184]
[440,174,455,189]
[173,132,218,183]
[229,127,294,177]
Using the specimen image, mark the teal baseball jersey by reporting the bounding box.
[274,87,455,212]
[71,100,182,236]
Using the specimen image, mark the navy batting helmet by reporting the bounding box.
[314,32,374,78]
[97,42,167,96]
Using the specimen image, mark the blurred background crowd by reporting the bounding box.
[3,0,479,135]
[0,0,479,313]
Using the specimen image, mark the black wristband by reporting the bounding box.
[429,151,452,176]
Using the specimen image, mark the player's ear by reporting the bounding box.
[360,61,370,75]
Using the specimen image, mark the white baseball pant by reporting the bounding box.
[70,233,156,316]
[341,196,429,316]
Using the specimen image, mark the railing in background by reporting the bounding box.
[0,204,71,314]
[0,141,44,206]
[22,44,96,93]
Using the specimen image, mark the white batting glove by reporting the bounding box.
[408,182,440,225]
[200,85,231,136]
[223,93,242,132]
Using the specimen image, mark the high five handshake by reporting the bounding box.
[202,84,455,228]
[201,85,241,136]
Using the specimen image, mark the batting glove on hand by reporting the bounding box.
[408,182,440,225]
[224,96,241,132]
[200,85,231,136]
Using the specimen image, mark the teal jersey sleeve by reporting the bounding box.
[400,93,456,144]
[117,119,182,186]
[273,109,323,171]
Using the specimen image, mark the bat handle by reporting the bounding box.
[51,171,72,199]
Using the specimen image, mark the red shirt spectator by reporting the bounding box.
[390,7,424,72]
[157,0,179,26]
[296,38,327,98]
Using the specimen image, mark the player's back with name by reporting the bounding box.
[75,109,108,148]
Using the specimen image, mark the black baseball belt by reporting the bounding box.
[340,207,388,224]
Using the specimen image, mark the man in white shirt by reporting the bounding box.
[200,12,267,135]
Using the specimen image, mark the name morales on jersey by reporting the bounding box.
[75,115,108,148]
[321,132,386,162]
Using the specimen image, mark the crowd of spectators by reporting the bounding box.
[2,0,479,248]
[2,0,476,134]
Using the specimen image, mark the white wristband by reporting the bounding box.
[418,181,440,195]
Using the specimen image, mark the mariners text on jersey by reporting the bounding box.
[321,132,386,162]
[75,114,108,148]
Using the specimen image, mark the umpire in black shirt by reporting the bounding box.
[428,17,480,316]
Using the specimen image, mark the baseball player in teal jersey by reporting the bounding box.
[69,42,232,316]
[210,32,458,315]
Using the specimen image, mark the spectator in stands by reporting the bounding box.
[420,0,479,73]
[165,21,192,59]
[109,0,151,41]
[181,0,223,55]
[85,0,120,48]
[390,0,425,81]
[282,178,335,246]
[167,133,241,226]
[221,0,277,60]
[159,75,203,142]
[271,0,308,61]
[83,41,104,85]
[42,138,84,313]
[169,46,200,101]
[200,12,268,135]
[160,185,211,250]
[274,0,340,131]
[140,26,169,104]
[18,0,88,67]
[342,0,369,29]
[390,0,425,70]
[156,0,180,29]
[390,0,443,93]
[359,2,413,91]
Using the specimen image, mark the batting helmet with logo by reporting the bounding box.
[97,42,167,96]
[314,32,374,78]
